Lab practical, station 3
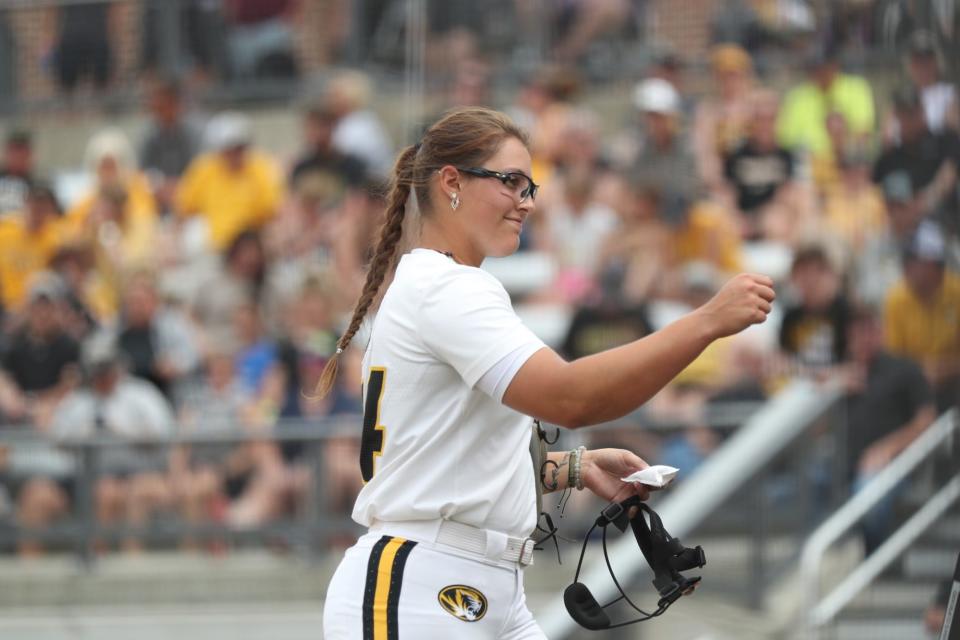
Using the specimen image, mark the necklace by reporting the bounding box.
[425,248,457,262]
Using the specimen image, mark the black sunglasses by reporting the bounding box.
[456,167,539,203]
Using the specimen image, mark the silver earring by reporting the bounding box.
[450,192,460,211]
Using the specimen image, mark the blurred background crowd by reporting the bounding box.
[0,0,955,586]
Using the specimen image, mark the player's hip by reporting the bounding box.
[323,529,545,640]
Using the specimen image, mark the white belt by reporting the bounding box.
[370,519,536,567]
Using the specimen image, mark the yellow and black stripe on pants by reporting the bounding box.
[362,535,418,640]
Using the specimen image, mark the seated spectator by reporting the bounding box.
[172,342,287,538]
[779,245,850,373]
[0,129,35,216]
[223,0,299,80]
[116,270,200,401]
[777,48,875,158]
[139,77,202,216]
[809,111,853,197]
[873,86,960,232]
[835,306,936,554]
[882,221,960,411]
[139,1,228,84]
[692,44,756,196]
[65,129,160,270]
[0,275,80,426]
[627,78,701,225]
[853,177,928,308]
[595,181,671,303]
[723,90,814,243]
[192,229,268,349]
[822,144,887,257]
[901,31,958,135]
[0,184,66,312]
[231,299,283,409]
[324,71,394,179]
[275,274,341,421]
[49,2,120,97]
[48,243,113,336]
[175,112,283,252]
[39,333,175,553]
[533,163,619,303]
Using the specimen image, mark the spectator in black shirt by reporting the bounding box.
[140,78,201,215]
[873,86,960,232]
[779,245,850,372]
[290,104,367,194]
[723,90,809,242]
[0,275,80,424]
[0,129,34,216]
[837,306,936,553]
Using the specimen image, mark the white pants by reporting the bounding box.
[323,527,547,639]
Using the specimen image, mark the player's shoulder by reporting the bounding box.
[400,250,506,297]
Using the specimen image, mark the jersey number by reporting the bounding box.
[360,367,387,482]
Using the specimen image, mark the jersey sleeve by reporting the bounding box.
[419,267,545,388]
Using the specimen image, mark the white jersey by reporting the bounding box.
[352,249,546,538]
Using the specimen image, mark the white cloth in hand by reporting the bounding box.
[620,465,679,488]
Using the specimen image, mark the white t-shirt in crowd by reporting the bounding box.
[352,249,546,538]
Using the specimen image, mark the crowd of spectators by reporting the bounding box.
[0,2,957,560]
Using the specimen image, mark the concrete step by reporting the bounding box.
[0,552,338,609]
[832,617,927,640]
[846,579,942,614]
[903,547,960,580]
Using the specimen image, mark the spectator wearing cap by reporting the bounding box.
[65,129,160,273]
[0,274,80,425]
[45,332,175,553]
[0,184,66,311]
[872,85,960,231]
[882,221,960,410]
[175,112,283,252]
[139,77,203,216]
[776,48,875,158]
[722,90,812,243]
[692,43,757,196]
[834,305,936,554]
[629,78,701,223]
[0,129,35,216]
[903,30,958,134]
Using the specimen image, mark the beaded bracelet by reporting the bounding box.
[568,446,586,491]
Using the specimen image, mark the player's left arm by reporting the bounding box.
[542,449,651,502]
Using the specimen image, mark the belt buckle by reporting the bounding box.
[518,537,535,566]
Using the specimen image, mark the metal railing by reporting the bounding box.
[800,408,959,637]
[0,417,365,564]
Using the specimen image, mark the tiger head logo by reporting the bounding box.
[437,584,488,622]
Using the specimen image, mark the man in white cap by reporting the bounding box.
[626,77,701,227]
[174,111,283,252]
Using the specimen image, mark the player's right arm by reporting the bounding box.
[502,273,775,428]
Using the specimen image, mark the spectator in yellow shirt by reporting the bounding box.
[65,128,159,269]
[175,112,283,252]
[777,50,875,157]
[883,221,960,410]
[0,184,65,310]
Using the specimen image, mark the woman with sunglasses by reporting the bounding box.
[319,107,774,639]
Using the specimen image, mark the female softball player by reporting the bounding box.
[319,107,775,639]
